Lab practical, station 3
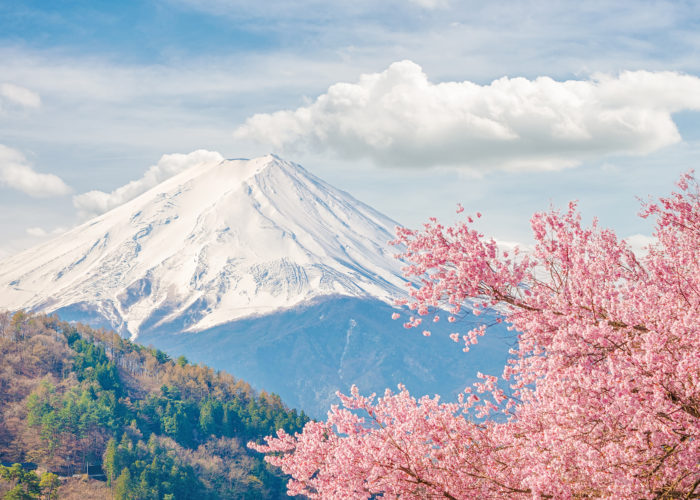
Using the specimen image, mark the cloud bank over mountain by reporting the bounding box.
[73,149,224,218]
[234,61,700,172]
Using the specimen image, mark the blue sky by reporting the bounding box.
[1,0,700,257]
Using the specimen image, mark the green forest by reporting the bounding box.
[0,311,309,499]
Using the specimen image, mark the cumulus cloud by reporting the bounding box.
[26,226,66,237]
[0,145,72,197]
[0,83,41,110]
[408,0,449,8]
[234,61,700,171]
[25,227,48,237]
[73,149,224,218]
[624,233,656,257]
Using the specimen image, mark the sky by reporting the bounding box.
[1,0,699,258]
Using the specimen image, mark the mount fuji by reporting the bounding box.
[0,155,510,417]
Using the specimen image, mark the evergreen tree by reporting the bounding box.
[103,437,118,486]
[0,465,40,500]
[38,473,59,500]
[114,468,132,500]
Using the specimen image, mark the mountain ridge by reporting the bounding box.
[0,155,408,338]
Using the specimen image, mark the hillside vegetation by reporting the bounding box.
[0,310,308,499]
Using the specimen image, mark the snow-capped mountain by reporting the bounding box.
[0,155,406,338]
[0,154,510,417]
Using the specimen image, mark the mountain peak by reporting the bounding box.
[0,155,406,338]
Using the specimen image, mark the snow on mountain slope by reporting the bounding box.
[0,155,407,338]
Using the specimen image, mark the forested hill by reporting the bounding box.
[0,310,309,499]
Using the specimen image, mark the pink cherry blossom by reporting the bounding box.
[250,172,699,499]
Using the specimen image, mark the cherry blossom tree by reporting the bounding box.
[250,173,699,499]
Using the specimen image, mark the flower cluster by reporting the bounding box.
[250,173,699,499]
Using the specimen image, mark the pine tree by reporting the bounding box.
[114,468,132,500]
[38,472,60,500]
[102,437,117,486]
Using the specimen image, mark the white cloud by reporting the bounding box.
[173,0,449,20]
[0,83,41,110]
[494,238,532,254]
[73,149,224,218]
[25,227,47,237]
[624,233,656,257]
[234,61,700,172]
[0,145,71,197]
[25,226,66,238]
[408,0,448,8]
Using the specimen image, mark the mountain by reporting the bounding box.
[0,155,406,337]
[0,154,511,417]
[0,311,307,499]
